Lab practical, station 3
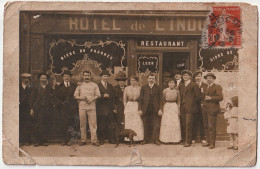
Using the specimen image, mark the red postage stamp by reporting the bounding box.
[207,6,242,48]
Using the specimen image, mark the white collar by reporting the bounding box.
[40,84,46,88]
[22,83,28,89]
[185,80,191,86]
[149,83,154,88]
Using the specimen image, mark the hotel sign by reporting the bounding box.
[30,14,207,35]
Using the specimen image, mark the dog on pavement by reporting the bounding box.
[112,123,137,147]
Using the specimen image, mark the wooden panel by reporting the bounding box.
[30,34,45,83]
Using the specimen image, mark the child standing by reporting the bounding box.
[224,96,238,150]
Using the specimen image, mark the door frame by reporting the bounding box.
[135,40,197,87]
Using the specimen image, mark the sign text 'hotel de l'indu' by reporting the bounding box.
[67,15,207,34]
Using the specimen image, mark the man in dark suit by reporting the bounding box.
[96,70,117,144]
[54,70,77,146]
[192,70,208,144]
[202,73,223,149]
[29,73,55,147]
[114,71,127,128]
[173,70,183,89]
[179,70,201,147]
[138,73,162,145]
[19,73,33,146]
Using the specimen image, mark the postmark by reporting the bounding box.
[203,6,242,48]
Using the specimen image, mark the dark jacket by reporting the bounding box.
[20,84,33,116]
[203,83,223,115]
[194,82,208,113]
[54,82,77,110]
[96,82,116,116]
[179,81,201,113]
[20,84,33,107]
[114,85,126,123]
[29,84,54,111]
[138,84,162,116]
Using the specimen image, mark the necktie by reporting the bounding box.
[105,82,107,89]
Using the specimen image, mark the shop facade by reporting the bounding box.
[20,11,239,140]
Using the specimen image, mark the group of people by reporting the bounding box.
[20,68,234,150]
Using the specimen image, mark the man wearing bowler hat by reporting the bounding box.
[29,73,55,146]
[179,70,201,147]
[173,70,183,89]
[19,73,33,146]
[96,70,117,144]
[192,70,208,144]
[114,71,127,128]
[202,73,223,149]
[55,70,77,146]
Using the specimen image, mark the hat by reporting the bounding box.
[181,70,193,76]
[193,70,203,78]
[204,73,216,79]
[173,70,181,76]
[100,70,110,76]
[20,73,31,78]
[37,72,50,79]
[62,70,72,77]
[115,71,127,81]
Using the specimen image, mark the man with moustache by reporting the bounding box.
[192,70,208,144]
[74,71,101,146]
[172,70,183,90]
[55,70,77,146]
[114,71,127,128]
[179,70,201,147]
[96,70,117,145]
[138,73,162,145]
[29,73,55,147]
[19,73,33,146]
[202,73,223,149]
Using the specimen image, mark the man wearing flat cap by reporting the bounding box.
[114,71,127,128]
[96,70,117,144]
[19,73,33,146]
[192,70,208,145]
[54,70,77,146]
[202,73,223,149]
[179,70,201,147]
[29,72,55,146]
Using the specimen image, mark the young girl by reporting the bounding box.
[159,78,181,143]
[224,96,238,150]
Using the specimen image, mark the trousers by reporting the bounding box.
[79,109,98,143]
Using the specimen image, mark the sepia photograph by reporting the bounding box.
[2,1,257,167]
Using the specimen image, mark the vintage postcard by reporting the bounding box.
[2,1,257,166]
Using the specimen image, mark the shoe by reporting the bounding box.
[42,143,49,146]
[192,140,196,144]
[25,142,30,146]
[61,141,66,146]
[202,140,207,144]
[202,143,210,147]
[209,145,215,149]
[233,146,238,150]
[99,140,104,145]
[79,141,86,146]
[154,141,160,146]
[184,143,191,147]
[227,146,234,149]
[92,142,100,146]
[33,143,40,147]
[141,141,147,145]
[67,140,72,146]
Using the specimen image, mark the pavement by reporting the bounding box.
[19,141,242,166]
